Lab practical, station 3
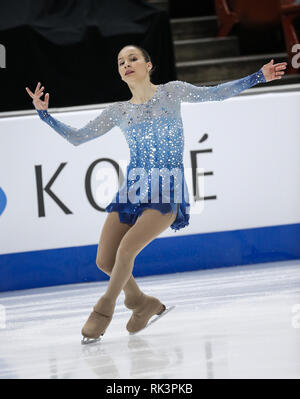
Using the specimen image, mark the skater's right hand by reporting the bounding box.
[25,82,49,110]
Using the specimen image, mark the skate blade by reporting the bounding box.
[129,305,175,335]
[81,336,102,345]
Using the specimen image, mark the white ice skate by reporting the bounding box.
[128,305,175,335]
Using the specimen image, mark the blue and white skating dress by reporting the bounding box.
[36,69,266,232]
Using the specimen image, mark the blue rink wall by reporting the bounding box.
[1,222,299,292]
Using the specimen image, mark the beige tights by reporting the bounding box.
[96,204,179,305]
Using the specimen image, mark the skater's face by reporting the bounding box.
[118,46,152,84]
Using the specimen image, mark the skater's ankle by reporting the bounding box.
[124,291,144,309]
[100,294,116,304]
[94,295,116,311]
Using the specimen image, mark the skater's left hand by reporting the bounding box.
[261,59,287,82]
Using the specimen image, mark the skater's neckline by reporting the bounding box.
[127,85,162,106]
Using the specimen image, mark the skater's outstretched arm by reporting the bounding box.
[25,82,120,146]
[167,59,287,103]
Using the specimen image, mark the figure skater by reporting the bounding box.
[26,45,287,344]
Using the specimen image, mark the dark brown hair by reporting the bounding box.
[119,44,156,78]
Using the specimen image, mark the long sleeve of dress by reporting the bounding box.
[167,68,267,103]
[35,102,120,146]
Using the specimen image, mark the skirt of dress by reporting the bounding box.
[105,164,190,232]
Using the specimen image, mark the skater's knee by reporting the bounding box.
[96,258,114,274]
[116,244,137,264]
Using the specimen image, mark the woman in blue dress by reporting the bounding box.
[26,45,286,344]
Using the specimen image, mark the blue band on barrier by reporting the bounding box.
[0,223,299,292]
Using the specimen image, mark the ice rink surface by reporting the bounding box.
[0,259,299,379]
